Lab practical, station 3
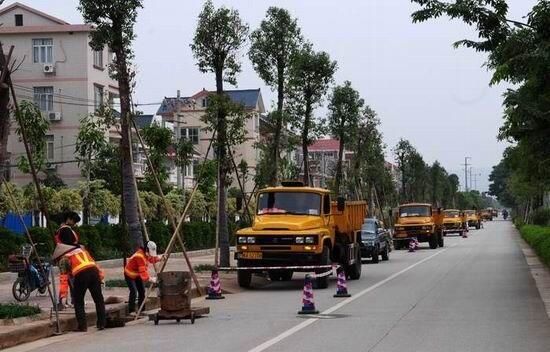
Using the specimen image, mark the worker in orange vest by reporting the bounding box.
[53,243,106,331]
[124,241,163,314]
[55,211,81,309]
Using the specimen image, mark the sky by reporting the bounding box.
[3,0,537,191]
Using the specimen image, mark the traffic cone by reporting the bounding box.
[408,238,416,252]
[298,274,319,314]
[462,229,468,238]
[205,269,225,300]
[333,267,351,298]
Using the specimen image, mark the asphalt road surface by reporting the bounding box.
[12,220,550,352]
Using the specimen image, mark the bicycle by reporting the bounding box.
[9,244,52,302]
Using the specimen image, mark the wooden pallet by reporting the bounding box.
[149,306,210,325]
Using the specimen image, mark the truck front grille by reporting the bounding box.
[260,246,291,251]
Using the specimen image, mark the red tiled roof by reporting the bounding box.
[309,139,340,151]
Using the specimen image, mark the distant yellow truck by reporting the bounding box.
[463,209,481,229]
[392,203,444,250]
[235,182,366,288]
[442,209,464,236]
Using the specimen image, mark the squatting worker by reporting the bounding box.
[55,211,81,308]
[125,241,163,314]
[53,243,106,331]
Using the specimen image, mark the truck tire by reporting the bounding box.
[476,222,481,230]
[394,241,402,250]
[438,233,444,247]
[372,247,380,263]
[429,234,438,249]
[237,269,252,288]
[381,246,389,261]
[347,245,362,280]
[315,246,330,289]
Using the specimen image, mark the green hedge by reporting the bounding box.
[0,303,41,319]
[519,225,550,266]
[1,220,233,268]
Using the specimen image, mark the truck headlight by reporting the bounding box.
[238,236,247,244]
[295,236,304,244]
[305,236,315,244]
[247,236,256,244]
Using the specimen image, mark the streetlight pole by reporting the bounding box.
[462,157,471,192]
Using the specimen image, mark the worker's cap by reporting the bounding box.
[146,241,157,256]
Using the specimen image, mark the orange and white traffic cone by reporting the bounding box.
[462,228,468,238]
[298,274,318,314]
[205,269,225,300]
[333,267,351,298]
[408,238,417,252]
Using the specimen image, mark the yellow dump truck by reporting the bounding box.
[235,182,366,288]
[392,203,443,249]
[480,209,493,221]
[442,209,464,236]
[464,209,481,229]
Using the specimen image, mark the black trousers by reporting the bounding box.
[125,274,145,313]
[73,267,106,330]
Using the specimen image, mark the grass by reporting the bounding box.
[0,303,41,319]
[519,225,550,266]
[193,264,217,272]
[104,279,128,288]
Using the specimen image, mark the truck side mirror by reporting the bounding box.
[337,196,345,212]
[236,196,243,211]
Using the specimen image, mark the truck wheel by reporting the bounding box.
[429,234,438,249]
[237,270,252,288]
[476,222,480,230]
[381,246,389,261]
[347,246,362,280]
[394,241,401,250]
[372,247,380,263]
[438,233,444,247]
[315,246,330,289]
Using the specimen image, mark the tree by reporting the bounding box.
[393,139,415,202]
[249,7,303,186]
[287,43,337,186]
[50,188,82,214]
[75,113,109,224]
[77,180,119,218]
[15,101,50,174]
[191,0,249,267]
[327,81,364,194]
[79,0,144,248]
[0,43,10,185]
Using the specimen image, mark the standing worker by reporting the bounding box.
[124,241,163,314]
[53,243,106,331]
[55,211,81,309]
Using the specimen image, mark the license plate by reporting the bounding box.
[240,252,262,260]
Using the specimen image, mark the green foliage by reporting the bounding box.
[77,180,120,217]
[174,137,194,170]
[532,208,550,226]
[141,123,173,188]
[327,81,364,193]
[104,279,128,288]
[195,159,217,200]
[15,101,50,173]
[0,183,25,218]
[75,114,108,167]
[0,303,41,319]
[519,225,550,267]
[90,143,122,195]
[190,0,249,87]
[49,188,82,214]
[0,227,26,271]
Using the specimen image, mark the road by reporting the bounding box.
[10,220,550,352]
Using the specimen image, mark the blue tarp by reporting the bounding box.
[0,212,33,234]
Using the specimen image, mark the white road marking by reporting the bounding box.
[248,244,458,352]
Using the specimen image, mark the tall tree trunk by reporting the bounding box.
[114,37,143,250]
[269,66,285,186]
[82,158,91,225]
[302,99,312,186]
[0,85,9,184]
[334,130,345,195]
[215,67,230,267]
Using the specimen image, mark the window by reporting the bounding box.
[32,39,53,63]
[46,135,54,160]
[254,114,260,133]
[33,87,54,111]
[201,98,207,108]
[93,49,103,68]
[108,92,120,109]
[181,127,199,145]
[94,85,104,110]
[15,14,23,26]
[257,192,322,216]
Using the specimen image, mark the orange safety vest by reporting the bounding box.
[55,225,80,245]
[124,249,152,281]
[66,248,98,276]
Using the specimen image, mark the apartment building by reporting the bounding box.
[157,88,265,192]
[0,2,119,186]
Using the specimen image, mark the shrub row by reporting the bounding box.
[519,225,550,267]
[1,220,236,269]
[0,303,41,319]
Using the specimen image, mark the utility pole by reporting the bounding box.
[461,156,471,192]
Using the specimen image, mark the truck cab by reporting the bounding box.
[235,183,366,289]
[464,210,481,229]
[392,203,443,249]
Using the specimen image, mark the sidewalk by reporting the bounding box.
[0,248,245,349]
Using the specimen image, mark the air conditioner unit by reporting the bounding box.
[43,64,55,73]
[48,112,62,121]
